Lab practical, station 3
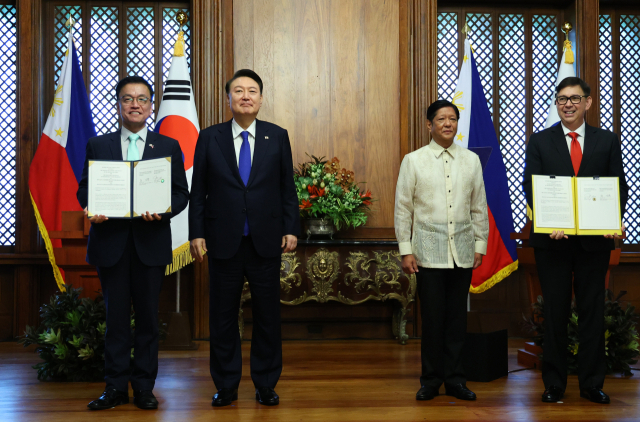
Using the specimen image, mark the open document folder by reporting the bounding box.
[87,157,172,218]
[532,175,622,236]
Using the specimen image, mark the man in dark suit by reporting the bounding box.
[189,69,299,407]
[77,76,189,410]
[523,76,628,404]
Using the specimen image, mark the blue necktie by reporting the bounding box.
[239,131,251,235]
[127,134,140,161]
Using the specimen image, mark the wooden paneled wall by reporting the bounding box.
[233,0,401,229]
[4,0,640,342]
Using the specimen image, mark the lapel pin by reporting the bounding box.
[149,144,154,149]
[265,136,269,140]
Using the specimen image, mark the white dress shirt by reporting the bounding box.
[120,126,147,160]
[394,141,489,269]
[561,121,585,153]
[231,118,256,166]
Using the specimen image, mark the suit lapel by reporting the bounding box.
[216,120,244,186]
[110,131,123,160]
[142,131,158,159]
[550,125,575,175]
[578,124,599,176]
[247,119,271,187]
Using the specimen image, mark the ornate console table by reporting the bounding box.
[239,240,417,344]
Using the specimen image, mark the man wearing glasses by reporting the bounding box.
[77,76,189,410]
[523,76,628,404]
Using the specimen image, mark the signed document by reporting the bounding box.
[576,177,621,234]
[88,157,172,218]
[532,175,622,235]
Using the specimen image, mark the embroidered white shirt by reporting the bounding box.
[394,141,489,268]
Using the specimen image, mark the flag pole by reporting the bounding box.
[174,10,188,316]
[461,20,472,312]
[159,10,198,350]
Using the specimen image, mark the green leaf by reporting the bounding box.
[77,345,94,360]
[54,343,69,360]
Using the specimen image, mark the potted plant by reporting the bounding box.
[294,155,372,238]
[17,285,163,381]
[521,289,639,376]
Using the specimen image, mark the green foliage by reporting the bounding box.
[521,290,639,376]
[17,285,138,382]
[294,154,373,230]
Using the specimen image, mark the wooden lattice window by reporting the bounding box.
[600,9,640,246]
[0,2,16,246]
[46,1,190,135]
[437,8,562,237]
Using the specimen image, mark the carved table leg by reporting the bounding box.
[392,306,410,345]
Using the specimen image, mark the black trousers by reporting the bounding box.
[416,265,472,389]
[534,240,610,391]
[97,230,165,392]
[208,236,282,390]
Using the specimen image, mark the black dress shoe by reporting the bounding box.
[87,388,129,410]
[580,387,610,404]
[416,386,439,401]
[133,390,158,410]
[255,387,279,406]
[541,385,564,403]
[212,388,238,407]
[445,383,476,401]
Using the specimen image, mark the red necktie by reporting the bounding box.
[569,132,582,175]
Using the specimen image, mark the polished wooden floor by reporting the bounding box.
[1,338,639,421]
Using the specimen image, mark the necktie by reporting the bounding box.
[127,134,140,161]
[568,132,582,175]
[239,131,251,235]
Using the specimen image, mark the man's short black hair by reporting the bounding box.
[225,69,263,94]
[115,76,154,101]
[556,76,591,97]
[426,100,460,122]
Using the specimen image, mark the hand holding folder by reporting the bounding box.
[532,175,623,237]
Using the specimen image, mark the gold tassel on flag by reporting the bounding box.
[173,11,187,58]
[561,21,574,64]
[563,40,574,64]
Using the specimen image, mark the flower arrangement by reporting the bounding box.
[521,290,639,376]
[294,154,372,230]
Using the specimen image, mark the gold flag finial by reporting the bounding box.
[461,21,471,38]
[561,21,573,39]
[561,22,574,64]
[65,17,75,29]
[176,11,188,27]
[173,11,188,57]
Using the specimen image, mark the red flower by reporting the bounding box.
[360,189,372,206]
[299,199,313,210]
[307,185,326,198]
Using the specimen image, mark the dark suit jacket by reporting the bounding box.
[77,130,189,267]
[523,123,629,251]
[188,119,300,259]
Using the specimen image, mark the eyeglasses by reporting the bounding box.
[120,96,150,105]
[556,95,588,105]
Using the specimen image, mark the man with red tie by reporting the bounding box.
[523,77,628,404]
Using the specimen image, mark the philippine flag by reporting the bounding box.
[451,39,518,293]
[155,32,200,274]
[28,31,96,291]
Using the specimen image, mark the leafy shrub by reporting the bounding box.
[18,285,139,381]
[521,290,639,376]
